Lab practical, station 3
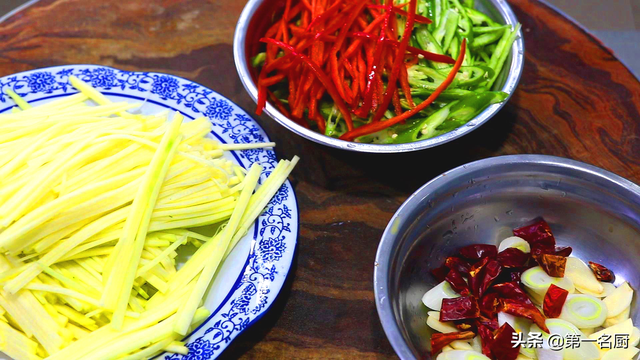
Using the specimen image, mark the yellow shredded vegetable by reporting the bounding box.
[0,76,298,359]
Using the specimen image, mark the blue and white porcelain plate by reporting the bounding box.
[0,65,299,360]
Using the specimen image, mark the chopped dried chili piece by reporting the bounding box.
[445,268,470,295]
[476,323,494,358]
[513,220,555,248]
[440,296,480,322]
[491,323,520,360]
[536,253,567,277]
[588,261,615,282]
[479,292,500,318]
[477,315,499,332]
[430,331,475,355]
[553,246,573,257]
[431,264,450,282]
[497,247,530,268]
[491,282,534,308]
[510,270,522,283]
[543,284,569,318]
[531,244,572,258]
[459,244,498,261]
[470,259,502,298]
[445,256,471,276]
[500,298,549,333]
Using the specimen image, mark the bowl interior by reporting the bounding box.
[381,157,640,358]
[236,0,524,152]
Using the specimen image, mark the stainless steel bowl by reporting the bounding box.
[233,0,525,153]
[374,155,640,359]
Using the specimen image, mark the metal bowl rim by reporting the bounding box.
[233,0,525,153]
[373,154,640,359]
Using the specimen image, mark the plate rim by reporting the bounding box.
[0,64,300,359]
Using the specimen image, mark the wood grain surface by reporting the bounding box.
[0,0,639,358]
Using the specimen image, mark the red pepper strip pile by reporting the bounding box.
[260,38,354,129]
[589,261,615,282]
[543,284,569,318]
[430,331,475,355]
[476,323,494,358]
[370,0,417,123]
[445,268,470,296]
[255,0,455,135]
[340,38,466,141]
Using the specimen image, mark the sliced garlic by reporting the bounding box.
[603,305,630,327]
[436,350,491,360]
[575,282,616,298]
[602,282,633,318]
[565,257,604,294]
[427,311,459,333]
[600,347,639,360]
[422,281,461,311]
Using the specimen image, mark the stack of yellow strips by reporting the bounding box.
[0,76,299,359]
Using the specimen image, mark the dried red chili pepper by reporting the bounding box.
[445,256,471,276]
[477,315,499,332]
[543,284,569,318]
[513,220,556,248]
[468,257,490,296]
[479,292,500,318]
[496,248,530,268]
[588,261,615,282]
[510,270,522,284]
[445,268,470,296]
[440,296,480,322]
[476,323,494,358]
[459,244,498,261]
[470,258,502,298]
[531,244,572,258]
[431,264,450,282]
[536,253,567,278]
[491,323,520,360]
[430,331,475,355]
[491,282,535,308]
[500,298,549,333]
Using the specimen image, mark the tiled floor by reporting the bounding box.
[1,0,639,78]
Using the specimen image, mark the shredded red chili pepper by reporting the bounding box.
[430,331,475,355]
[491,282,535,308]
[543,284,569,318]
[588,261,615,282]
[440,296,480,322]
[339,38,466,140]
[431,265,450,282]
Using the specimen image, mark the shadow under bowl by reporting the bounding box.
[374,155,640,359]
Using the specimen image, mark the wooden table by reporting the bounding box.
[1,0,639,358]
